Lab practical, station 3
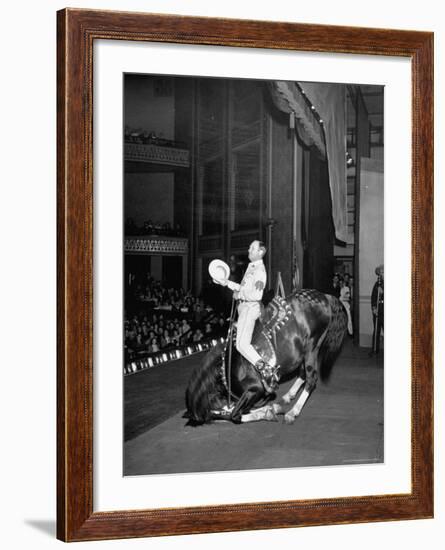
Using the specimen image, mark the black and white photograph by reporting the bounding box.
[2,0,440,547]
[123,74,384,476]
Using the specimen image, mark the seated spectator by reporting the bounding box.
[181,319,191,335]
[343,273,353,302]
[165,329,175,345]
[124,273,228,367]
[126,327,137,348]
[133,333,145,352]
[215,316,227,336]
[339,281,353,335]
[193,304,203,323]
[161,329,171,348]
[332,273,342,298]
[193,329,203,343]
[150,337,160,353]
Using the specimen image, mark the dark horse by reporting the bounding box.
[185,289,348,425]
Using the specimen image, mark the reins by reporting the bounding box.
[221,297,237,409]
[227,297,237,408]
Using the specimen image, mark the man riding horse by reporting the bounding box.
[186,241,348,425]
[213,240,278,394]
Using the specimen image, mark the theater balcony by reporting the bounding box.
[124,234,188,255]
[124,142,190,172]
[125,235,189,290]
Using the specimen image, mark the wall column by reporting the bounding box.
[358,158,384,347]
[151,255,162,281]
[182,255,188,291]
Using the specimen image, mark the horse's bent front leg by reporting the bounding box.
[231,387,264,424]
[241,404,278,423]
[281,376,305,405]
[284,366,318,424]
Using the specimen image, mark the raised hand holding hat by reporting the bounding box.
[208,259,230,285]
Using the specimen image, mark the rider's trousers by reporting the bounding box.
[235,301,262,366]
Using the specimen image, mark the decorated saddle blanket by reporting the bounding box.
[252,295,294,370]
[221,296,293,395]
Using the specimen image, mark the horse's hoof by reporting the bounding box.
[272,403,284,415]
[284,413,296,424]
[265,407,279,422]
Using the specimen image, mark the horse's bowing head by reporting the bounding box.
[185,343,225,425]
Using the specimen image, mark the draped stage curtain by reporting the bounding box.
[268,81,347,243]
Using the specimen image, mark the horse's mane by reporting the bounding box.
[185,343,227,425]
[258,290,348,382]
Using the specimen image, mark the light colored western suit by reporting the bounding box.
[227,259,266,366]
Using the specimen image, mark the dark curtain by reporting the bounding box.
[303,150,334,293]
[162,256,182,289]
[268,81,347,243]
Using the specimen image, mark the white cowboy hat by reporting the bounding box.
[208,259,230,283]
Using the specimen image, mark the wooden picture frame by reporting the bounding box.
[57,8,433,542]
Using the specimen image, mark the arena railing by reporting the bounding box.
[124,336,225,376]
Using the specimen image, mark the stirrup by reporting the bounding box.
[211,408,232,421]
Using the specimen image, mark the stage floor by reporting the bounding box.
[124,341,384,476]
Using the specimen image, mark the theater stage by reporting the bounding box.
[124,341,384,476]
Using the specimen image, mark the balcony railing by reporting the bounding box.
[125,142,190,168]
[125,235,188,255]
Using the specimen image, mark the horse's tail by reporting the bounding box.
[185,343,227,425]
[319,295,348,382]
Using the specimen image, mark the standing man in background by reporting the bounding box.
[370,265,384,356]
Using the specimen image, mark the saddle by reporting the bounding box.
[221,296,293,396]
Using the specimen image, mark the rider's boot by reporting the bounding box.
[254,359,278,395]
